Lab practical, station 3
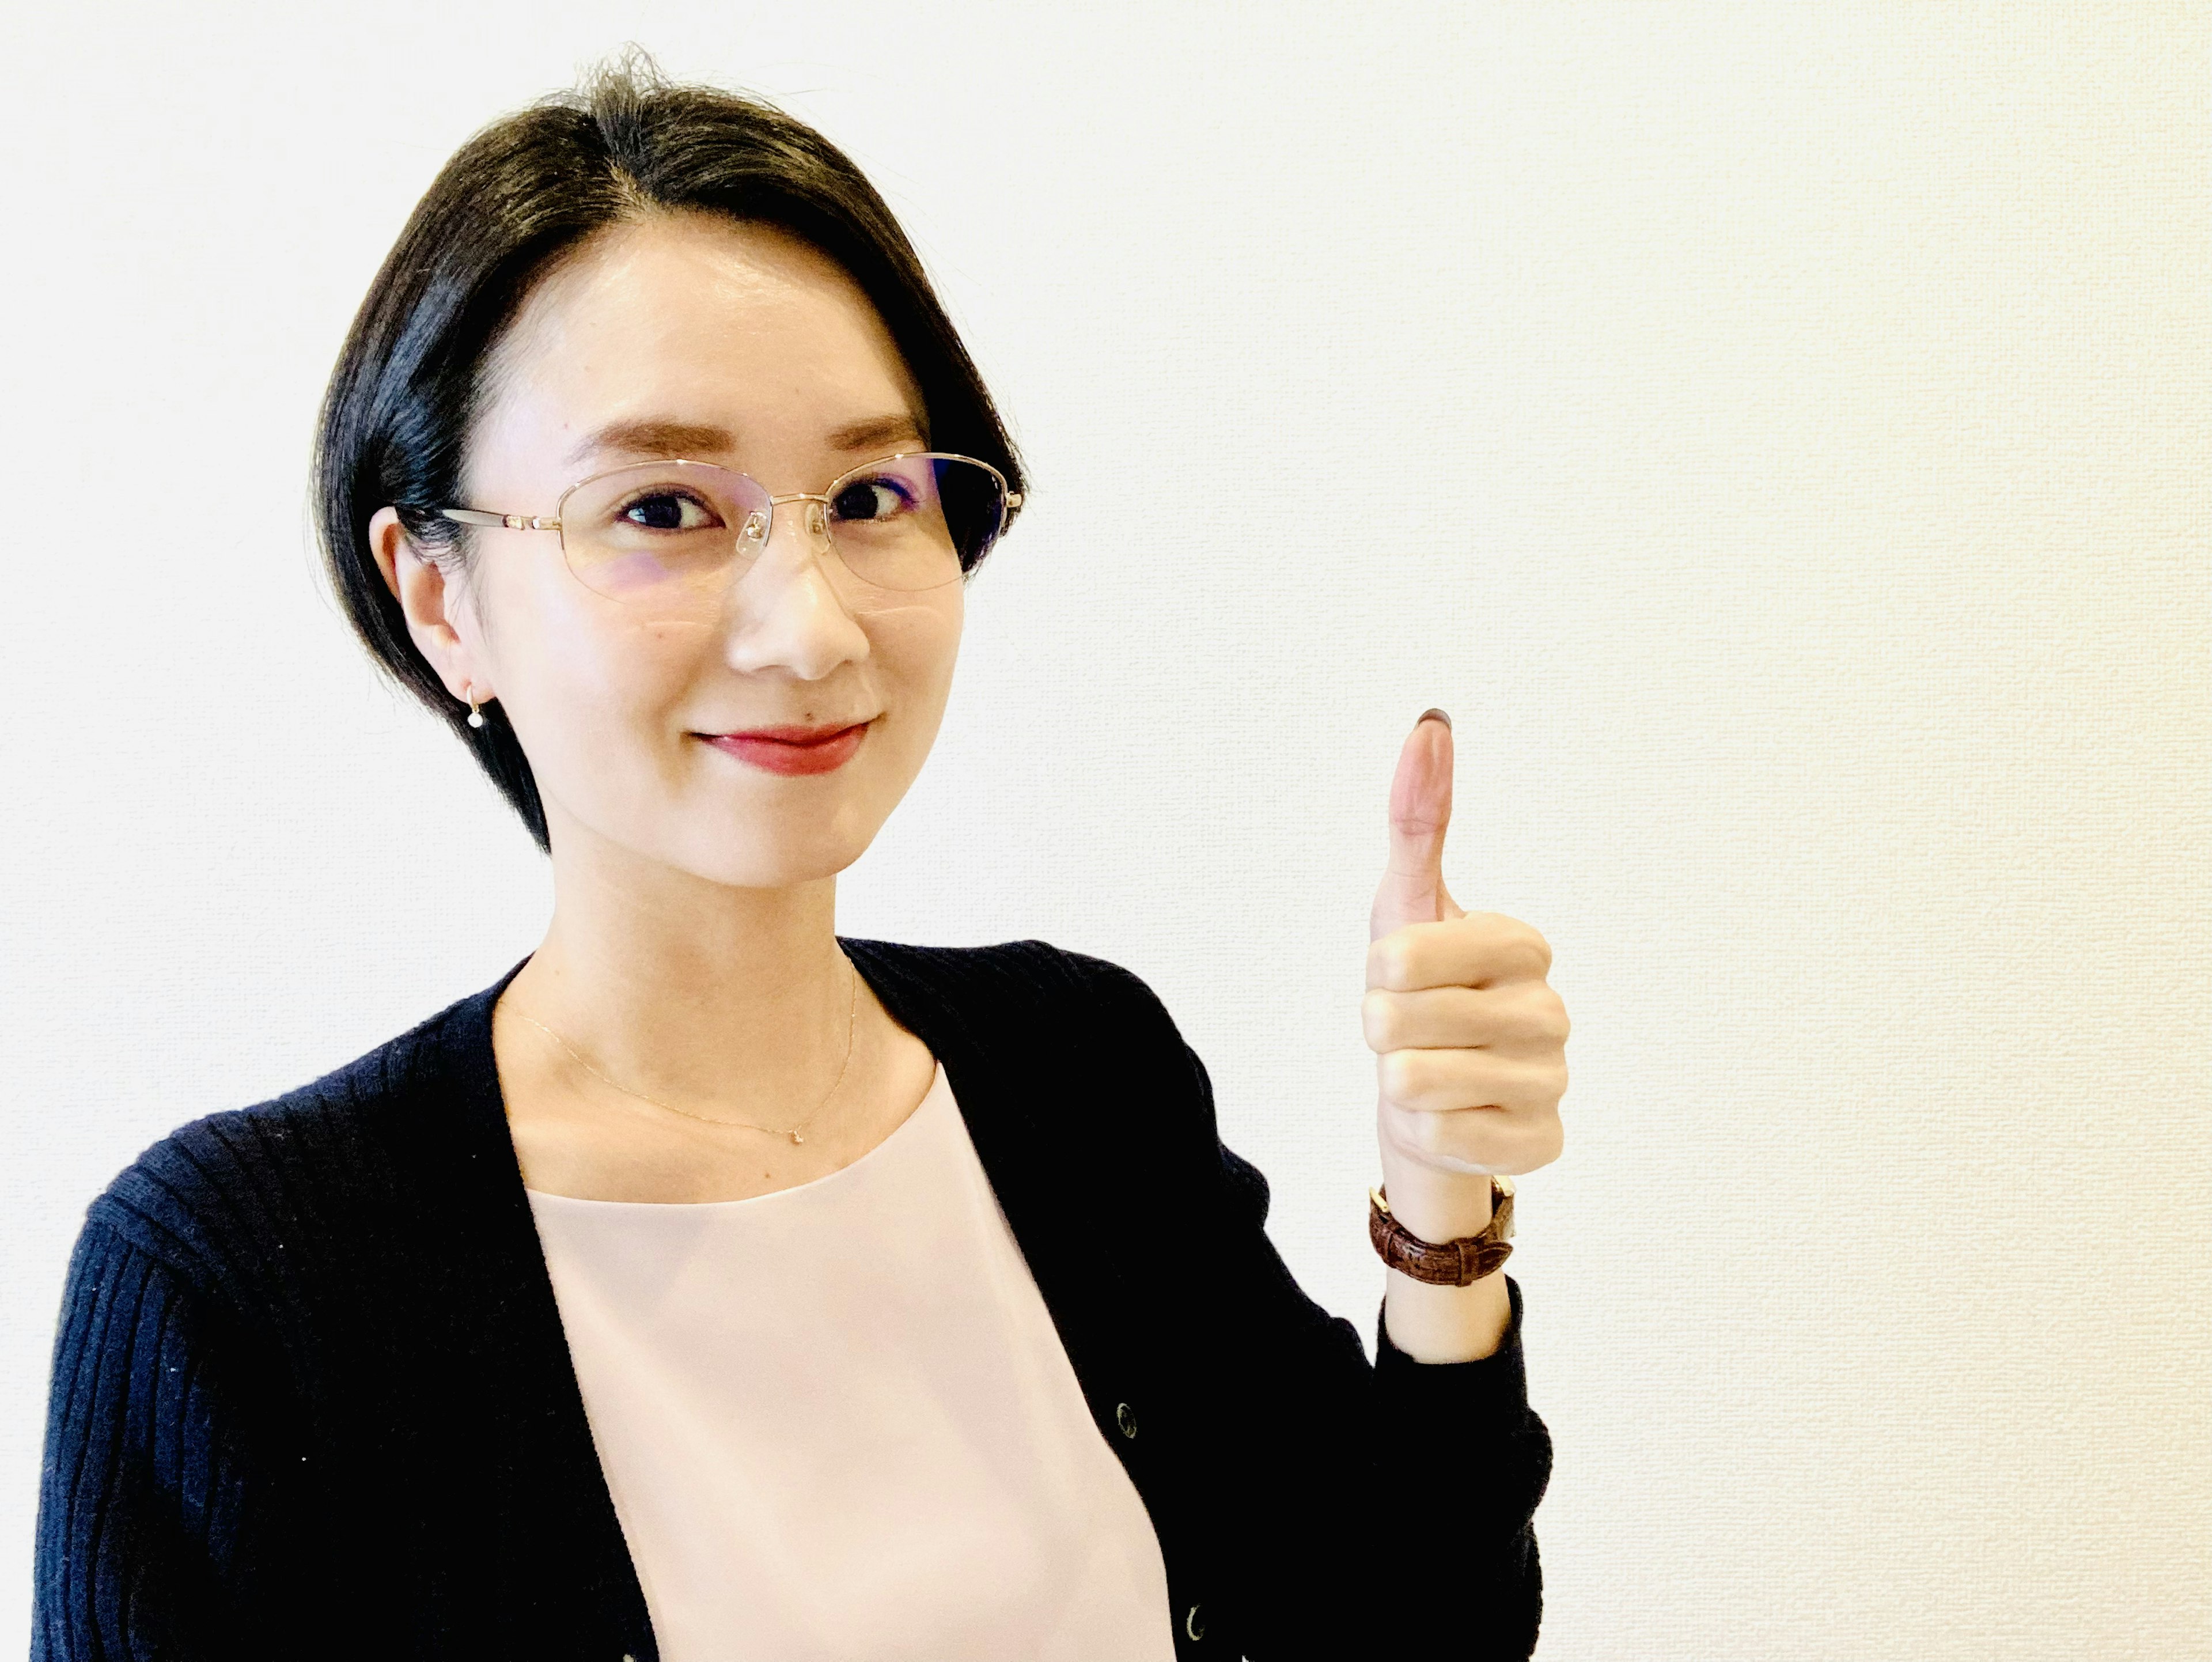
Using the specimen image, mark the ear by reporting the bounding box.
[368,506,490,705]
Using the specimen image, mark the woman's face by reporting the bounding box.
[387,210,965,889]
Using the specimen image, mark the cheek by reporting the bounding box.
[866,589,963,711]
[481,559,697,774]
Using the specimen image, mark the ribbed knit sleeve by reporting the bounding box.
[1207,1111,1551,1660]
[1067,940,1552,1660]
[33,1216,281,1662]
[1370,1278,1551,1655]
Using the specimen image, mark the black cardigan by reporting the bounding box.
[35,937,1550,1661]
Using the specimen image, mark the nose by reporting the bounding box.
[716,494,871,680]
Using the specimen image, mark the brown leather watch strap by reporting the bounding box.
[1369,1177,1515,1286]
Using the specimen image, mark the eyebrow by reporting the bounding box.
[563,412,927,471]
[825,412,927,453]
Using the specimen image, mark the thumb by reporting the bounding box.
[1370,708,1465,942]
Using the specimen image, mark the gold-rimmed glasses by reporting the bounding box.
[407,451,1019,611]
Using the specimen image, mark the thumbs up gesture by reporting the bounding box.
[1366,711,1567,1231]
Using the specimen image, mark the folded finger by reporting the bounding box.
[1387,1101,1565,1175]
[1362,982,1569,1054]
[1377,1046,1566,1115]
[1367,914,1550,992]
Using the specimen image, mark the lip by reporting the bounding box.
[696,720,871,777]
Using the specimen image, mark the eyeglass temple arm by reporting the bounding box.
[429,507,560,531]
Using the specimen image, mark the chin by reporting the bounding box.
[555,764,900,887]
[660,815,879,891]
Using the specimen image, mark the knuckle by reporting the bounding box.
[1377,1048,1424,1104]
[1513,980,1555,1027]
[1525,927,1554,974]
[1514,986,1570,1044]
[1359,989,1400,1051]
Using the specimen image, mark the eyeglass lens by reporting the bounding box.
[555,455,1007,605]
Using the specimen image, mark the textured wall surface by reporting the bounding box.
[1,5,2203,1657]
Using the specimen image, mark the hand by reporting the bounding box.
[1366,711,1567,1219]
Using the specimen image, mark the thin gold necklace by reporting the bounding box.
[512,955,859,1146]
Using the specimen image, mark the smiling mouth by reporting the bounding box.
[694,721,872,775]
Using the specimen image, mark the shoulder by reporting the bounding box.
[846,934,1234,1179]
[79,987,487,1294]
[841,933,1149,995]
[842,933,1190,1052]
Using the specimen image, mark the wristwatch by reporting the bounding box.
[1368,1175,1516,1286]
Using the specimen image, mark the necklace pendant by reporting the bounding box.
[790,1130,805,1145]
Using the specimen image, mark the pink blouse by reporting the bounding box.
[525,1059,1179,1662]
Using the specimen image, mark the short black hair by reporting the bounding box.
[312,48,1025,853]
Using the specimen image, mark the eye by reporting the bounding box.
[829,474,920,525]
[617,490,720,532]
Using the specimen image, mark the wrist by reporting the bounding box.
[1374,1142,1495,1245]
[1372,1169,1513,1358]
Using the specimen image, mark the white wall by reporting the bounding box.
[1,4,2203,1656]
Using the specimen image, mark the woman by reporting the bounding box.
[35,57,1566,1662]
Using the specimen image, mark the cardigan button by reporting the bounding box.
[1184,1603,1205,1640]
[1115,1401,1137,1438]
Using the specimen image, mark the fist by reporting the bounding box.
[1365,710,1569,1179]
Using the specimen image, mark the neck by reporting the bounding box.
[499,818,865,1126]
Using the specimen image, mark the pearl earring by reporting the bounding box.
[465,686,486,729]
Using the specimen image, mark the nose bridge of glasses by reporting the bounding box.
[750,491,834,554]
[765,491,827,529]
[743,491,823,535]
[728,491,846,612]
[718,489,878,633]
